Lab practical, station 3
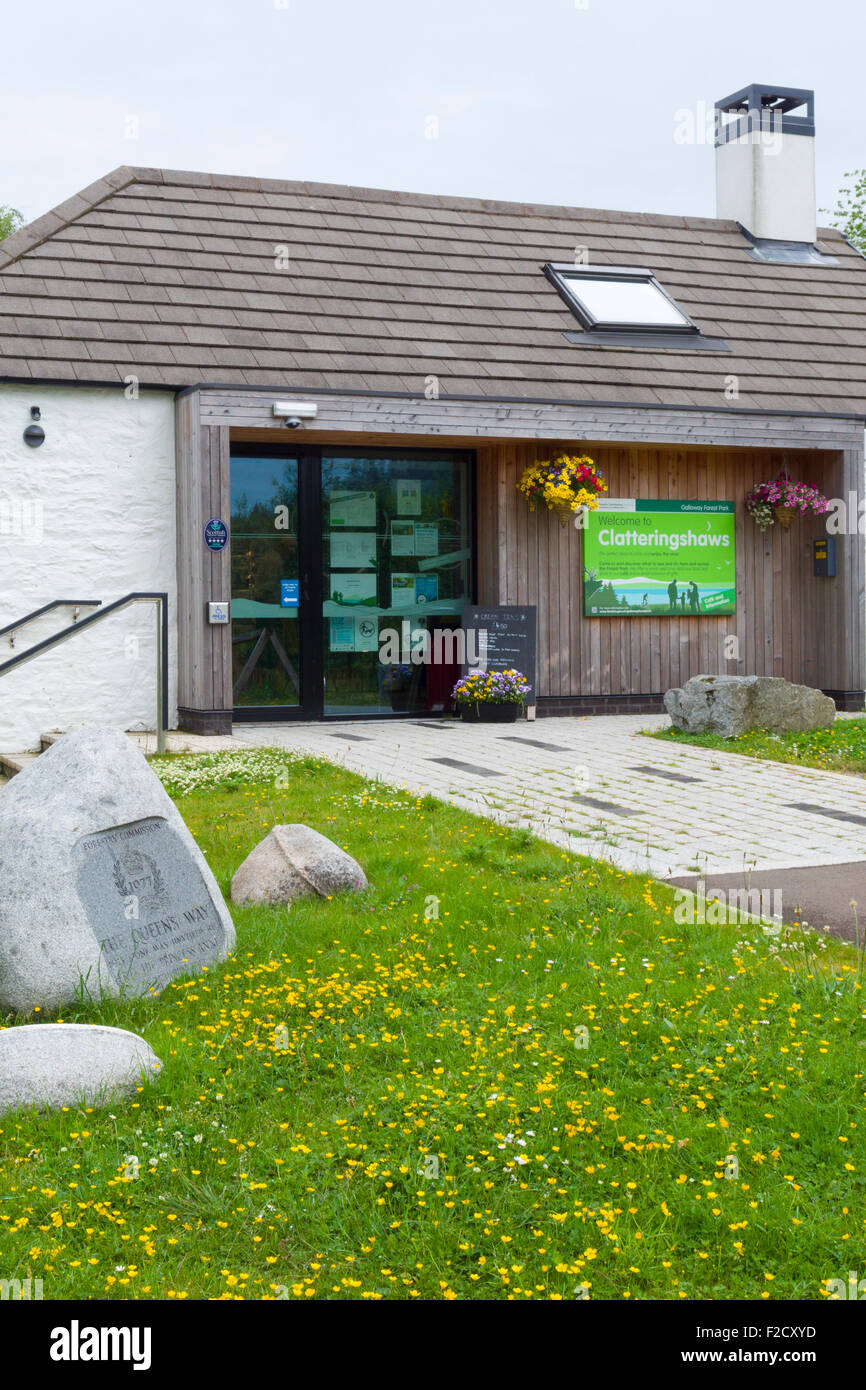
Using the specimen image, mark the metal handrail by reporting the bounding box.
[0,593,169,754]
[0,599,102,642]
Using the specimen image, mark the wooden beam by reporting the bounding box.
[199,389,864,452]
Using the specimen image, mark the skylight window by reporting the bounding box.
[544,264,698,334]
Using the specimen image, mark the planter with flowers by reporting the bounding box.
[745,474,830,532]
[516,453,606,526]
[382,663,413,711]
[452,668,531,723]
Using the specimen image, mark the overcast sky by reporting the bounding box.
[3,0,863,227]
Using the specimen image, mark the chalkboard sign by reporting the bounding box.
[461,605,537,704]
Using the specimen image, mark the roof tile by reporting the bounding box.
[1,166,865,412]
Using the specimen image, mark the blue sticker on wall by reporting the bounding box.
[281,579,299,606]
[204,518,228,551]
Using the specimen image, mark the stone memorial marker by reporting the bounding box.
[73,817,227,995]
[0,727,236,1015]
[0,1022,163,1116]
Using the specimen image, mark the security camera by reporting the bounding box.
[272,400,318,427]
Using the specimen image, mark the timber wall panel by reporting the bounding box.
[477,440,862,698]
[202,390,864,452]
[175,392,233,717]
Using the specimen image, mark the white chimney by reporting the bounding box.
[715,84,816,245]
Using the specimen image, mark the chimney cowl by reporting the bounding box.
[715,84,815,143]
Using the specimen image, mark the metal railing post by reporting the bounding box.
[155,596,165,754]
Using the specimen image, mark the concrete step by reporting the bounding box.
[0,751,40,780]
[0,728,251,785]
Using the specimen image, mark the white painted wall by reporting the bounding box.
[0,385,177,751]
[716,130,817,244]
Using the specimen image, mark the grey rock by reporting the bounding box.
[231,824,368,906]
[0,1023,162,1115]
[664,674,836,738]
[0,727,236,1016]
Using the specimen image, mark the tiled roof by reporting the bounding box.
[0,164,864,414]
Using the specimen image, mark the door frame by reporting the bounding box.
[230,441,476,723]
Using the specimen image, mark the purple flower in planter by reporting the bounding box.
[453,668,531,706]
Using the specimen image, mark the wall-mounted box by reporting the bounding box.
[813,537,836,577]
[207,601,230,624]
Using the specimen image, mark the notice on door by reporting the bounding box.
[413,523,438,557]
[330,532,376,568]
[328,573,377,606]
[330,491,376,528]
[396,479,421,515]
[390,520,415,556]
[390,573,415,608]
[329,615,379,652]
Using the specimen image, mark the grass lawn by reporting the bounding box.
[1,748,864,1301]
[651,716,866,775]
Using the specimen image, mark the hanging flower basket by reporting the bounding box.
[745,474,829,533]
[516,454,606,527]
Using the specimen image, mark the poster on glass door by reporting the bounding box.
[330,532,376,568]
[330,491,376,528]
[396,479,421,515]
[390,573,415,608]
[329,615,379,651]
[390,520,415,556]
[328,573,377,606]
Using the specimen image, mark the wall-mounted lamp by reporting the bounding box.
[24,406,45,447]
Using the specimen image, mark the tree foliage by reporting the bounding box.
[0,205,24,241]
[825,170,866,254]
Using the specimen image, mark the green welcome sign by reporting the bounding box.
[583,500,736,617]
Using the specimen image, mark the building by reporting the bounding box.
[1,83,864,747]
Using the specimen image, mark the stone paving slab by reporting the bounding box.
[233,714,866,880]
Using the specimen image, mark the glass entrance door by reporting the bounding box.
[230,453,303,710]
[322,450,473,716]
[230,446,473,720]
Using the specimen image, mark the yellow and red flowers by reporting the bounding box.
[516,453,606,523]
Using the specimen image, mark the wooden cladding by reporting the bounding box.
[476,441,865,699]
[175,400,232,720]
[199,388,864,452]
[176,389,865,722]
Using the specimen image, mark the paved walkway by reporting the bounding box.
[234,714,866,881]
